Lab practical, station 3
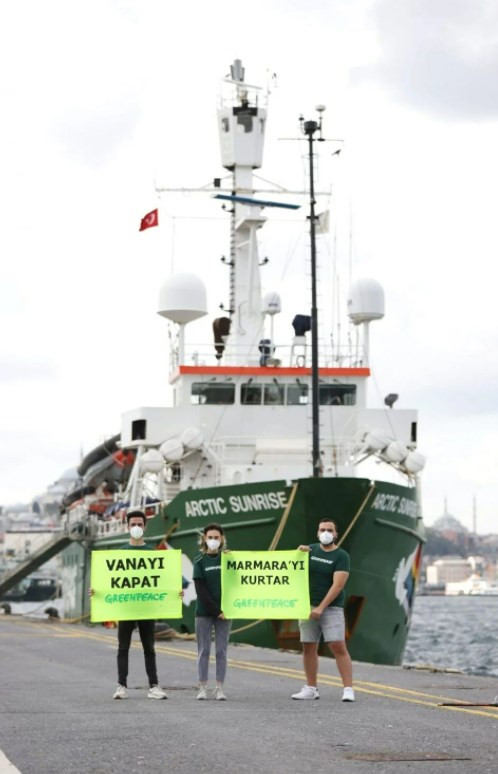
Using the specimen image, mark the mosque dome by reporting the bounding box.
[432,514,468,534]
[59,468,79,482]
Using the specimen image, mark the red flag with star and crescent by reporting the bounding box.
[139,209,159,231]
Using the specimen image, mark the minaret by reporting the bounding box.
[472,495,477,535]
[217,60,268,364]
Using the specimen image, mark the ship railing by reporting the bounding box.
[170,342,366,372]
[91,500,165,535]
[206,435,358,466]
[96,518,126,537]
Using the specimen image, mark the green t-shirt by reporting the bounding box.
[308,544,350,608]
[122,542,153,550]
[193,553,221,616]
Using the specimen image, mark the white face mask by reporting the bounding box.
[319,531,334,546]
[130,525,144,540]
[206,538,221,551]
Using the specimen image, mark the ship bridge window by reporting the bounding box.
[131,419,146,441]
[287,384,309,405]
[319,384,356,406]
[191,383,235,405]
[241,383,262,405]
[263,383,284,405]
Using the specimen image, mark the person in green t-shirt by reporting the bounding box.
[193,523,231,701]
[291,518,355,703]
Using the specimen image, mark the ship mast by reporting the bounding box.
[217,60,268,364]
[301,111,325,478]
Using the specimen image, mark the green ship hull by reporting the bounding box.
[62,476,424,666]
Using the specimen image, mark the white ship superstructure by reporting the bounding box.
[111,59,425,510]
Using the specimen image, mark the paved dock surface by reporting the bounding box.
[0,616,497,773]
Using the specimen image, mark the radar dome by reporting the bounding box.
[347,278,385,325]
[262,292,282,315]
[158,273,208,324]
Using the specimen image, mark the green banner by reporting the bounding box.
[221,550,310,619]
[90,550,182,622]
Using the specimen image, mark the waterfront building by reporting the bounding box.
[426,557,472,585]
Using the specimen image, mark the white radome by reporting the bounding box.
[160,438,184,462]
[157,273,208,324]
[262,291,282,315]
[347,278,385,325]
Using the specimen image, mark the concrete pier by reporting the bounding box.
[0,616,497,773]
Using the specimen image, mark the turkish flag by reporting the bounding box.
[139,209,159,231]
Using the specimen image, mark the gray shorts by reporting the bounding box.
[299,606,345,643]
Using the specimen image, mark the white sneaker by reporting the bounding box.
[342,687,355,702]
[214,685,226,701]
[113,684,127,700]
[148,685,168,700]
[292,685,319,700]
[196,685,208,700]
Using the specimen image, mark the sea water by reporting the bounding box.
[404,596,498,677]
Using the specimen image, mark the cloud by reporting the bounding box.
[353,0,498,119]
[54,99,141,166]
[0,359,56,383]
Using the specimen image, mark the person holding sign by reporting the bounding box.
[193,523,231,701]
[90,510,172,701]
[292,518,354,703]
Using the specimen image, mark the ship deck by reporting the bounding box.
[1,615,496,773]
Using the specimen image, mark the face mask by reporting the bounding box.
[319,531,334,545]
[130,525,144,540]
[206,538,221,551]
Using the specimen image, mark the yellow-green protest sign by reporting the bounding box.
[90,550,182,622]
[221,550,310,619]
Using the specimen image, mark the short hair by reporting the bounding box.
[126,510,146,526]
[318,517,338,530]
[202,522,224,535]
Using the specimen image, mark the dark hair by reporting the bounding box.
[318,518,338,531]
[202,522,224,535]
[198,523,227,554]
[127,510,146,526]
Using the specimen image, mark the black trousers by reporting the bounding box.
[117,620,158,687]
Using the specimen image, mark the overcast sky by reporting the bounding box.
[1,0,497,533]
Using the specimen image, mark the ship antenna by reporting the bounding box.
[301,106,326,477]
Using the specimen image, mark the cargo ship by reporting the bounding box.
[60,60,426,665]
